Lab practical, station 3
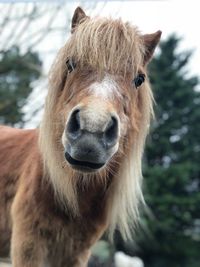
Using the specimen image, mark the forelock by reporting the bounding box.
[65,17,144,76]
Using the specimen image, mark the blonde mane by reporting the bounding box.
[66,17,144,75]
[39,16,154,239]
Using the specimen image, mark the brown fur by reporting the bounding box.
[0,7,161,267]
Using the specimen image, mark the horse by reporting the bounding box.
[0,7,161,267]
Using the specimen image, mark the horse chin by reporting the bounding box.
[70,165,103,173]
[64,151,105,173]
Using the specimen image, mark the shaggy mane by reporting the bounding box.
[39,15,154,240]
[66,17,144,75]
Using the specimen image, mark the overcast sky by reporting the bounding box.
[88,0,199,78]
[2,0,197,127]
[1,0,199,77]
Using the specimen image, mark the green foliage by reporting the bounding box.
[0,46,42,126]
[92,240,113,262]
[139,35,200,267]
[113,35,200,267]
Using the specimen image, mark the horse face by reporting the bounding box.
[61,73,128,173]
[58,7,161,173]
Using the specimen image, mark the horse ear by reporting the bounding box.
[142,30,162,64]
[71,7,87,33]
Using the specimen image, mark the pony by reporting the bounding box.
[0,7,161,267]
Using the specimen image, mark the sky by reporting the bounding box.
[90,0,200,77]
[31,0,200,77]
[1,0,199,127]
[1,0,199,77]
[7,0,198,75]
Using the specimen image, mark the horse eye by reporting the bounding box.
[66,58,76,73]
[133,73,145,89]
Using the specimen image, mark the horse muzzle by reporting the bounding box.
[63,108,119,172]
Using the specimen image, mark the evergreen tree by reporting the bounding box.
[139,35,200,267]
[0,46,42,126]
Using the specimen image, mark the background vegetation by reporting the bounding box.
[114,35,200,267]
[0,46,42,126]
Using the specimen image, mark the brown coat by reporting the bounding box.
[0,126,108,266]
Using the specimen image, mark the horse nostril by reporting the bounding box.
[67,109,81,139]
[104,116,119,148]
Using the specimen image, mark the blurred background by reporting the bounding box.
[0,0,200,267]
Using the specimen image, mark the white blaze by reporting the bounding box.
[89,74,121,100]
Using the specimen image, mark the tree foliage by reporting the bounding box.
[0,46,42,126]
[138,35,200,267]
